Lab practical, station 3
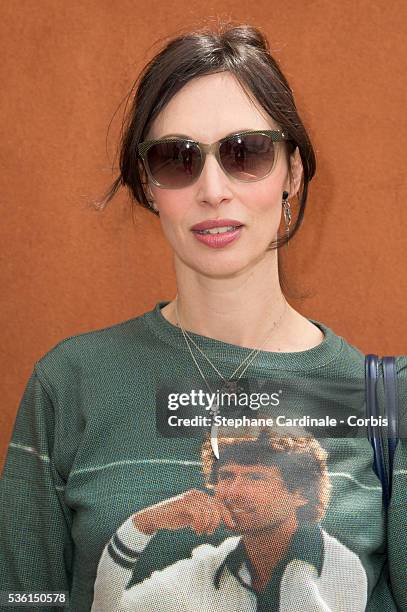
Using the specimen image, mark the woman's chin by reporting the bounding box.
[186,256,258,279]
[186,245,274,278]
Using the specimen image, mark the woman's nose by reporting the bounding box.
[195,152,233,207]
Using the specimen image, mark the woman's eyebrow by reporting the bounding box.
[158,133,193,139]
[157,128,260,141]
[222,128,258,138]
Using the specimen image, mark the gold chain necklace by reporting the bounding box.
[174,295,287,457]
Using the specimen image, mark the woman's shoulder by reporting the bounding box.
[312,318,407,372]
[34,309,154,382]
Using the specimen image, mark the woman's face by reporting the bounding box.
[144,71,303,279]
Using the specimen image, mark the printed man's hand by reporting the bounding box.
[132,489,236,535]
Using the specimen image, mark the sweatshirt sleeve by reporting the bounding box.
[0,368,73,612]
[387,357,407,611]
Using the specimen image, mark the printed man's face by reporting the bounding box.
[214,462,308,534]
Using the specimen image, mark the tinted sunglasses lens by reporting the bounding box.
[146,140,201,188]
[219,133,276,180]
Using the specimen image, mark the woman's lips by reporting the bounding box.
[191,226,243,248]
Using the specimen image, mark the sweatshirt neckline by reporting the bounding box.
[143,301,344,372]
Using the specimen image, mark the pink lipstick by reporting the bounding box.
[190,218,244,249]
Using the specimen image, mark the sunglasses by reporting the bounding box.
[138,129,291,189]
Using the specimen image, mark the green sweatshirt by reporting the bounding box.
[0,301,406,611]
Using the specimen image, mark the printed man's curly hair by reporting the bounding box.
[201,428,332,523]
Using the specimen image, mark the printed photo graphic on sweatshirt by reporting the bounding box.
[91,428,370,612]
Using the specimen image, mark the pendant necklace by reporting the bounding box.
[174,296,287,457]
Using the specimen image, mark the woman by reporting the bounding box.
[0,21,405,612]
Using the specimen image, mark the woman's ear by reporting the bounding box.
[287,147,303,198]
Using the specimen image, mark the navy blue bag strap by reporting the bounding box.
[365,354,389,507]
[365,354,399,509]
[382,356,399,499]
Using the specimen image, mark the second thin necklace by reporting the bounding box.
[174,296,287,457]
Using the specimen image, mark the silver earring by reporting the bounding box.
[282,191,291,244]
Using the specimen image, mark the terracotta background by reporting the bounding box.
[1,1,406,467]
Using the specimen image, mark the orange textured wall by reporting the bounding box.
[1,2,406,466]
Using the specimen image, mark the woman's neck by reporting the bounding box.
[160,252,324,352]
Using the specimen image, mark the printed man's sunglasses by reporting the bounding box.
[138,129,291,189]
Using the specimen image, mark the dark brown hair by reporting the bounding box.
[201,429,331,523]
[97,19,316,250]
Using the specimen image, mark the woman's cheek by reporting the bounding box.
[158,212,191,255]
